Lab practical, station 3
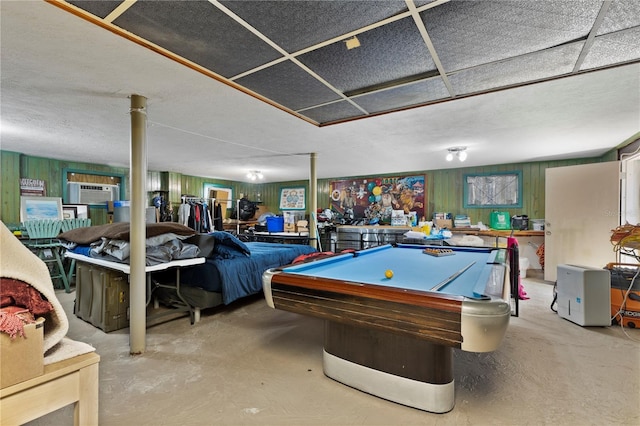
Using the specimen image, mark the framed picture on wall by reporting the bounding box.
[63,204,90,219]
[20,196,63,222]
[279,187,306,210]
[463,171,523,208]
[62,206,77,219]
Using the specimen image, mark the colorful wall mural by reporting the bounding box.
[329,175,425,224]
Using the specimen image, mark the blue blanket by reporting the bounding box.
[180,241,316,304]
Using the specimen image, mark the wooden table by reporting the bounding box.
[450,228,544,237]
[450,228,544,246]
[0,352,100,426]
[222,219,258,233]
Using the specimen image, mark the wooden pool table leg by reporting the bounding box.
[323,321,455,413]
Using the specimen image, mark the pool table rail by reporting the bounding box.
[265,277,465,348]
[264,262,511,353]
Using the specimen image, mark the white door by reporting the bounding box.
[544,161,620,282]
[620,153,640,264]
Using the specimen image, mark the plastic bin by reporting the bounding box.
[532,219,545,230]
[266,216,284,232]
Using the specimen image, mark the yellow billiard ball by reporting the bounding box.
[385,269,394,279]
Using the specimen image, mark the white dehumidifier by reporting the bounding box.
[556,264,611,326]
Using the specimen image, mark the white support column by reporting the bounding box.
[129,94,147,354]
[310,153,318,249]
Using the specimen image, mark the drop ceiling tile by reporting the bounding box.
[421,0,601,72]
[299,100,365,124]
[219,0,409,53]
[414,0,439,7]
[449,42,584,96]
[236,60,341,111]
[581,27,640,70]
[111,0,282,78]
[67,1,122,19]
[297,16,436,93]
[352,78,449,114]
[597,1,640,35]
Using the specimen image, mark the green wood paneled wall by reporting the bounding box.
[0,147,621,228]
[1,151,21,224]
[1,151,129,225]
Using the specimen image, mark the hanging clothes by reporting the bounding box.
[181,197,211,233]
[178,202,191,226]
[213,202,223,231]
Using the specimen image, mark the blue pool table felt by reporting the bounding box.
[283,244,501,299]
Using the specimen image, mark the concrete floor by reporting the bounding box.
[28,273,639,426]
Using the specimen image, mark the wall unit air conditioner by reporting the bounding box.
[67,182,120,205]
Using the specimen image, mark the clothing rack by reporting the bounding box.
[179,195,211,233]
[181,195,205,203]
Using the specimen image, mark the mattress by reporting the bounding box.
[179,242,316,304]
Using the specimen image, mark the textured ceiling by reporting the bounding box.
[1,1,639,183]
[62,0,640,125]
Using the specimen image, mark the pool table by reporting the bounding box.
[262,244,512,413]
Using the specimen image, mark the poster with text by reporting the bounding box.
[20,178,46,196]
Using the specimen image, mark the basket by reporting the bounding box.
[60,218,92,233]
[22,220,62,239]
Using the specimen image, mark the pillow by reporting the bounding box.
[59,222,196,244]
[184,234,216,258]
[208,231,250,257]
[213,244,248,259]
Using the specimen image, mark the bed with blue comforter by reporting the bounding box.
[178,235,317,305]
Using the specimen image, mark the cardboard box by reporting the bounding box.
[433,213,452,229]
[284,223,296,232]
[296,220,309,233]
[1,317,45,388]
[434,219,453,229]
[253,205,270,220]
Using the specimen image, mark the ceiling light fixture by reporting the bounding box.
[344,36,361,50]
[446,146,468,162]
[246,170,264,181]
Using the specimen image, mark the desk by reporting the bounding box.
[0,352,100,425]
[263,244,511,413]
